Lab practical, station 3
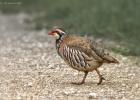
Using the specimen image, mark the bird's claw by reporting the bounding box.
[71,82,84,85]
[97,76,105,85]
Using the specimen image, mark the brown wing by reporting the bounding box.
[90,39,119,63]
[63,36,103,62]
[64,36,119,63]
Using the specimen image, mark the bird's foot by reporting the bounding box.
[71,81,85,85]
[97,76,105,85]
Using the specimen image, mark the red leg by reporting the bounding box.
[72,71,88,85]
[95,69,105,85]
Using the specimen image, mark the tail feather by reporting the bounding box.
[103,54,119,64]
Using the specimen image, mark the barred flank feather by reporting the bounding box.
[62,45,89,70]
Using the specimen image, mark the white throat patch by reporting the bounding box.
[53,33,60,39]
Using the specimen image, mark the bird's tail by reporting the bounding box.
[103,54,119,64]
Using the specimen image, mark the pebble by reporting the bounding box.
[122,83,126,87]
[27,82,33,87]
[88,92,97,99]
[135,83,139,88]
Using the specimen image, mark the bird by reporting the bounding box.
[48,28,119,85]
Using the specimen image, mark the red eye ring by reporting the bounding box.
[48,30,58,35]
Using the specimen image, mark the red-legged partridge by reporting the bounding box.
[48,28,119,85]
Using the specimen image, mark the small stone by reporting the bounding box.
[135,83,139,88]
[122,57,127,61]
[28,82,33,87]
[100,67,104,71]
[122,83,126,87]
[88,92,97,99]
[73,72,78,76]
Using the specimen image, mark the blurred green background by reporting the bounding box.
[0,0,140,56]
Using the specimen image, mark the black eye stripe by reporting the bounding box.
[58,32,62,36]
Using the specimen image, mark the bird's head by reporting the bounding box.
[48,28,66,40]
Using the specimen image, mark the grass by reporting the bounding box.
[0,0,140,56]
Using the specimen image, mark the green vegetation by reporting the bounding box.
[0,0,140,56]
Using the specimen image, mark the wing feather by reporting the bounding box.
[64,36,103,62]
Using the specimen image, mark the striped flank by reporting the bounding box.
[61,45,89,70]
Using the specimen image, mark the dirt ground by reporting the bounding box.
[0,13,140,100]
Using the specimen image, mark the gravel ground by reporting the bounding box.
[0,13,140,100]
